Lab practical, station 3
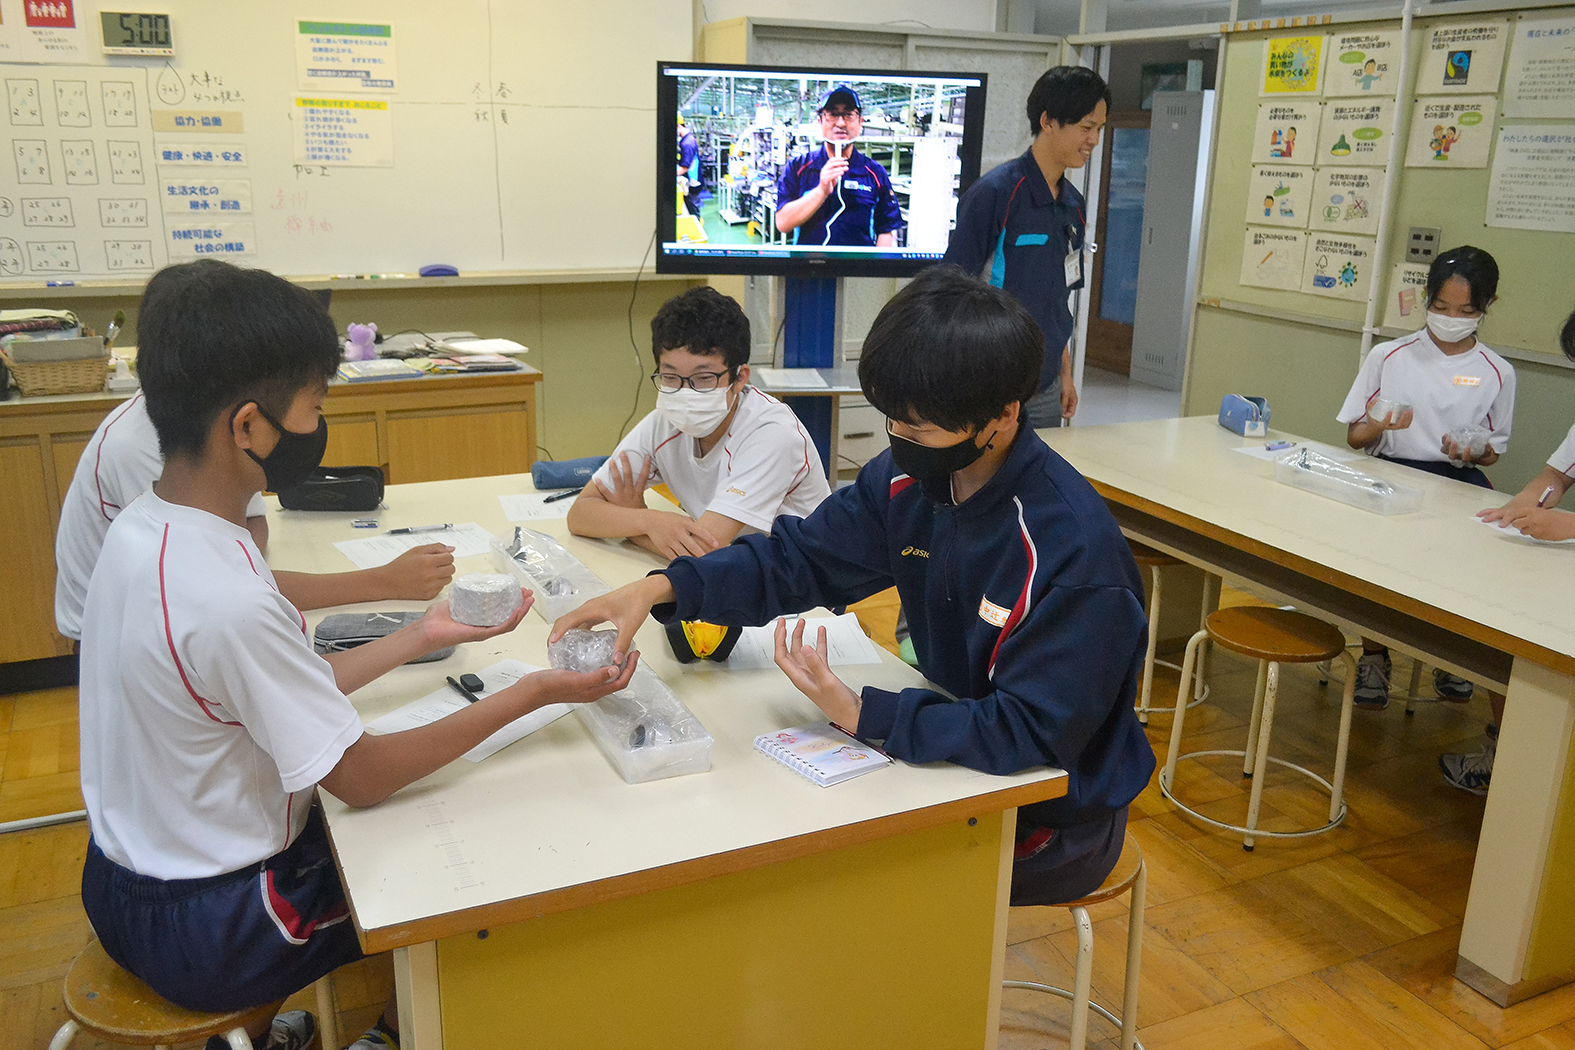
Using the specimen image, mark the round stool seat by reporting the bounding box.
[1062,832,1143,908]
[1127,541,1179,567]
[62,941,275,1045]
[1205,607,1345,663]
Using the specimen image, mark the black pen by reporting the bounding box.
[446,675,482,704]
[542,489,578,503]
[388,523,452,535]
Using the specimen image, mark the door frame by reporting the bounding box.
[1085,110,1152,376]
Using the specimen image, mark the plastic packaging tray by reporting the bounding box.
[573,663,713,784]
[1274,448,1423,515]
[490,526,611,622]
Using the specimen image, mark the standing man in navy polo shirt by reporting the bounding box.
[775,84,904,248]
[678,117,702,215]
[944,67,1109,428]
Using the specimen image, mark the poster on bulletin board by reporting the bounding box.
[1383,262,1430,330]
[1503,12,1575,118]
[1244,166,1312,228]
[1252,102,1321,165]
[1317,99,1394,166]
[1327,30,1402,97]
[1261,35,1326,96]
[1416,21,1510,94]
[1405,96,1497,167]
[1486,125,1575,234]
[1310,169,1381,235]
[1301,232,1376,300]
[1240,227,1307,291]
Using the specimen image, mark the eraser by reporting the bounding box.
[419,264,459,277]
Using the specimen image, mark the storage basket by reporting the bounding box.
[0,348,109,396]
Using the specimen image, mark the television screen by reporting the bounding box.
[656,61,987,277]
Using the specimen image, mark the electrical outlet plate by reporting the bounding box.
[1407,226,1441,265]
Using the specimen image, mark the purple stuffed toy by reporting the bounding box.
[344,322,378,361]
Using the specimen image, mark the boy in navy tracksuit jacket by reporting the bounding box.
[554,266,1154,904]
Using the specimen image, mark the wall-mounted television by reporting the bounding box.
[656,61,987,277]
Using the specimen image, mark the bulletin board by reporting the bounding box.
[0,0,692,282]
[1196,6,1575,359]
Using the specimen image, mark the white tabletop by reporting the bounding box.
[263,474,1063,947]
[1039,417,1575,671]
[749,366,862,396]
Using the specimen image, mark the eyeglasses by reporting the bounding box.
[651,369,734,392]
[820,110,859,124]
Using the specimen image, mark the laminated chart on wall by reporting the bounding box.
[0,3,89,64]
[1239,227,1306,291]
[1310,169,1380,235]
[0,64,165,278]
[1405,96,1497,168]
[1327,30,1402,97]
[1261,35,1326,96]
[295,21,397,92]
[1252,102,1321,166]
[1416,20,1510,95]
[292,98,393,168]
[1486,125,1575,235]
[1503,12,1575,119]
[1317,99,1394,167]
[1301,232,1375,300]
[1243,166,1311,228]
[1383,261,1430,330]
[151,107,252,259]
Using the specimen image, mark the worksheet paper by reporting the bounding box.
[754,367,829,389]
[498,492,575,521]
[364,659,574,761]
[1232,441,1363,463]
[1476,515,1575,546]
[333,523,495,569]
[705,613,885,671]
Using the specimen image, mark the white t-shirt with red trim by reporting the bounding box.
[54,395,267,640]
[1548,424,1575,478]
[1335,328,1516,462]
[78,490,363,880]
[592,386,831,534]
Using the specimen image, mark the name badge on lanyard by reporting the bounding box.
[1064,249,1082,286]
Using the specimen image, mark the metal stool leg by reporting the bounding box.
[1160,630,1208,791]
[47,1020,78,1050]
[1243,662,1280,851]
[1405,659,1423,715]
[1195,575,1218,700]
[1137,565,1163,726]
[1119,862,1146,1050]
[223,1028,251,1050]
[1242,659,1269,777]
[1069,905,1094,1050]
[315,975,340,1050]
[1330,651,1357,822]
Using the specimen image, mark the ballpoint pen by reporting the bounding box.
[1537,485,1557,508]
[446,675,483,704]
[387,523,453,535]
[542,489,578,503]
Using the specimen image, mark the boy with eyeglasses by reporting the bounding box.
[566,286,830,561]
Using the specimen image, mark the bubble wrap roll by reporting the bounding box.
[450,573,523,627]
[547,628,624,674]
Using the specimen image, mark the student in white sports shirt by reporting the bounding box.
[54,393,453,643]
[78,260,638,1050]
[567,286,831,559]
[1335,246,1514,710]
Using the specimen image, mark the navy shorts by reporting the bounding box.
[81,806,364,1013]
[1009,806,1128,907]
[1380,455,1494,490]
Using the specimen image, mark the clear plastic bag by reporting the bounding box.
[568,663,713,784]
[1274,448,1423,515]
[490,526,611,621]
[1447,424,1489,468]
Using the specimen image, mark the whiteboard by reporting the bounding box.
[0,0,691,281]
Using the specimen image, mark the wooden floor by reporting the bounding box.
[3,590,1573,1050]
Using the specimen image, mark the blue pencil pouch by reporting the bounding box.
[532,456,609,491]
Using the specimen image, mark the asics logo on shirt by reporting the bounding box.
[901,546,929,558]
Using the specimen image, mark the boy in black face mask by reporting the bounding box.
[553,265,1153,906]
[76,260,638,1050]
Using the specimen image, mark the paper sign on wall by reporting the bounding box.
[292,97,393,167]
[1317,99,1394,167]
[1503,12,1575,118]
[1310,169,1380,235]
[1405,97,1497,168]
[1486,125,1575,234]
[1262,35,1326,96]
[1327,30,1402,97]
[1383,262,1430,330]
[1240,227,1306,291]
[1244,166,1312,228]
[1301,233,1376,300]
[1417,21,1510,94]
[1252,102,1321,165]
[295,21,397,93]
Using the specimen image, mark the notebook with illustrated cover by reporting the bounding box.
[754,721,892,787]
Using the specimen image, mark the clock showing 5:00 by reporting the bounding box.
[100,12,174,56]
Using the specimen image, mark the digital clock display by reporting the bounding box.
[100,12,174,56]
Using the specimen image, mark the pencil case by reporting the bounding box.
[277,466,385,512]
[531,456,608,491]
[313,611,454,663]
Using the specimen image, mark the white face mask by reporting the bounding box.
[656,385,734,437]
[1426,310,1481,345]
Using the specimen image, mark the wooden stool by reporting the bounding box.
[49,940,339,1050]
[1003,832,1146,1050]
[1158,607,1356,850]
[1128,541,1213,725]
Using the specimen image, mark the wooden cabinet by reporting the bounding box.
[0,367,540,664]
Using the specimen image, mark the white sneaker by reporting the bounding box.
[1439,738,1494,796]
[206,1011,315,1050]
[1354,650,1391,709]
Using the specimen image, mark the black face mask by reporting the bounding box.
[887,423,994,501]
[236,401,328,492]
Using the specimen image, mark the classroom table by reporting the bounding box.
[262,475,1066,1050]
[1040,416,1575,1007]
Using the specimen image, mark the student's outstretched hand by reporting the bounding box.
[1479,497,1534,524]
[549,574,675,663]
[643,514,720,560]
[1501,507,1575,542]
[594,452,653,511]
[418,589,533,651]
[774,617,863,730]
[527,650,641,705]
[379,543,457,600]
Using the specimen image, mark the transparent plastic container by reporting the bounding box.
[569,663,713,784]
[1367,398,1411,424]
[1274,448,1423,515]
[1447,424,1489,467]
[490,526,611,621]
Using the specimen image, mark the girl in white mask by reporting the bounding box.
[1334,246,1514,714]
